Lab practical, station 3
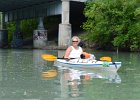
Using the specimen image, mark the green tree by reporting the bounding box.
[7,18,37,42]
[20,19,37,38]
[83,0,140,51]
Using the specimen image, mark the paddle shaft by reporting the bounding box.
[42,54,113,62]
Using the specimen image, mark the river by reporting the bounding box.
[0,49,139,100]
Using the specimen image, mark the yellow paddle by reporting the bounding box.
[100,56,117,68]
[41,54,77,61]
[41,54,58,61]
[42,54,112,62]
[42,70,57,78]
[100,56,112,62]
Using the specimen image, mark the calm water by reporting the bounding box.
[0,49,140,100]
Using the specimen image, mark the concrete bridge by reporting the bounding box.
[0,0,87,48]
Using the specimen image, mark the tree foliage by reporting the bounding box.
[7,19,37,42]
[82,0,140,51]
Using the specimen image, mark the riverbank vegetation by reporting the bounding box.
[2,0,140,52]
[7,19,37,42]
[7,15,60,44]
[81,0,140,52]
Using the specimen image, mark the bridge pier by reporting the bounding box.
[11,20,23,48]
[0,29,8,48]
[58,24,71,47]
[0,13,8,48]
[58,0,71,48]
[33,17,47,48]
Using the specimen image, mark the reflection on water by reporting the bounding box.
[0,49,58,100]
[0,49,140,100]
[57,66,121,100]
[58,66,121,83]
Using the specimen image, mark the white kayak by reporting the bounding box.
[54,59,122,72]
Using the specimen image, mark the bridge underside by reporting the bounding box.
[0,0,86,48]
[1,0,61,22]
[0,0,86,12]
[0,0,57,12]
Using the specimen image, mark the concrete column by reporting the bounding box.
[0,12,8,48]
[58,0,71,48]
[33,17,47,48]
[2,12,7,29]
[0,12,6,29]
[62,0,70,24]
[0,29,8,48]
[11,20,23,48]
[0,12,2,29]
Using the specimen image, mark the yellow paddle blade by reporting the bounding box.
[100,56,112,62]
[41,54,57,61]
[42,70,58,80]
[42,70,57,78]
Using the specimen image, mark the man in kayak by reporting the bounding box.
[64,36,83,59]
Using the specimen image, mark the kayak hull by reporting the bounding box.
[54,59,122,72]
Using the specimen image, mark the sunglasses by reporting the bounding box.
[72,41,78,42]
